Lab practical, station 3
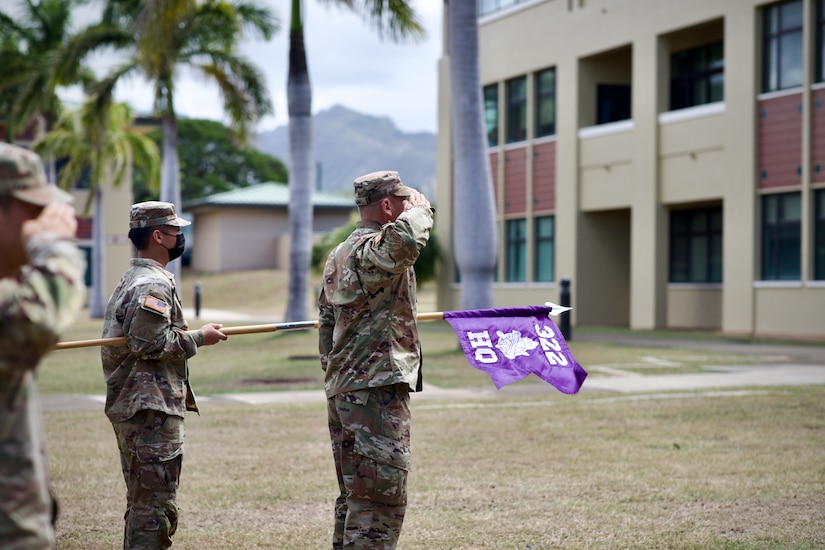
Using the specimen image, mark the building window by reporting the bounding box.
[478,0,533,18]
[815,189,825,279]
[506,218,526,282]
[506,76,527,143]
[670,41,724,110]
[818,0,825,81]
[534,216,554,282]
[761,192,801,280]
[78,245,92,286]
[763,0,803,92]
[670,207,723,283]
[484,84,499,147]
[535,68,556,137]
[596,84,631,124]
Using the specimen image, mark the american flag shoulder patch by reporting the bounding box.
[142,295,168,315]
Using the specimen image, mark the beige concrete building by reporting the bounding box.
[71,181,135,300]
[185,183,355,272]
[1,124,134,303]
[436,0,825,338]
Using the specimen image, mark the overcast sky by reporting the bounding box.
[2,0,443,134]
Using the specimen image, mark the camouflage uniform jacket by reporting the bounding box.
[318,205,433,398]
[0,234,85,548]
[101,258,203,424]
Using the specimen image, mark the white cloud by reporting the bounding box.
[51,0,443,134]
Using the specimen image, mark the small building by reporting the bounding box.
[184,182,355,272]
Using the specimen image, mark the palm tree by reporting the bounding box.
[0,0,94,153]
[33,102,161,318]
[0,0,70,142]
[283,0,425,322]
[64,0,278,280]
[447,0,497,310]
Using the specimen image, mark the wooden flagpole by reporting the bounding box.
[54,313,448,351]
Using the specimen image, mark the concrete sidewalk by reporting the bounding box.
[41,363,825,412]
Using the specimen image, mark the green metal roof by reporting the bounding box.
[185,182,355,210]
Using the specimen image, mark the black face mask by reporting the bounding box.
[164,233,186,262]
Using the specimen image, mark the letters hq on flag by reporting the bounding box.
[443,306,587,394]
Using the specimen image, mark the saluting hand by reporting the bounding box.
[403,191,431,211]
[21,202,78,243]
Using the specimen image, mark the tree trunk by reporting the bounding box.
[89,184,105,318]
[284,1,313,322]
[161,114,183,282]
[448,0,498,310]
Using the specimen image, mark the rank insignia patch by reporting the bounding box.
[143,295,168,314]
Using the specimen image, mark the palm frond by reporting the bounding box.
[317,0,425,42]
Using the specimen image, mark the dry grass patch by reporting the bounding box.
[177,268,305,317]
[47,387,825,549]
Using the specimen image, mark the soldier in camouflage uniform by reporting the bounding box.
[318,170,433,550]
[0,143,85,549]
[101,201,227,549]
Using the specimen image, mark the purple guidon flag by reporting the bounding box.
[443,305,587,394]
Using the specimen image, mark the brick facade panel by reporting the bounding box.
[504,146,527,215]
[758,94,802,189]
[532,142,556,212]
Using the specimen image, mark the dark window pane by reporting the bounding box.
[669,41,725,110]
[484,84,499,147]
[818,0,825,81]
[669,206,723,283]
[506,77,527,143]
[671,237,688,282]
[783,192,801,220]
[535,68,556,137]
[781,0,803,29]
[761,192,801,280]
[690,236,709,281]
[780,31,804,87]
[535,216,554,282]
[763,0,804,92]
[79,245,92,287]
[815,189,825,279]
[597,84,631,124]
[506,218,526,282]
[710,234,723,281]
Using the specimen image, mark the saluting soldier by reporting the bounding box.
[0,143,86,549]
[318,170,433,549]
[101,201,226,549]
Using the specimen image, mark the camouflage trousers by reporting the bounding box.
[327,384,411,550]
[112,410,184,550]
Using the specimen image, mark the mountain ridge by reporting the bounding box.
[255,105,436,198]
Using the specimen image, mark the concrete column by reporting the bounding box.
[721,4,757,335]
[629,35,668,329]
[557,53,579,324]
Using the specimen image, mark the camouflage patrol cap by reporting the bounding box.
[353,170,415,206]
[0,142,73,206]
[128,201,191,229]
